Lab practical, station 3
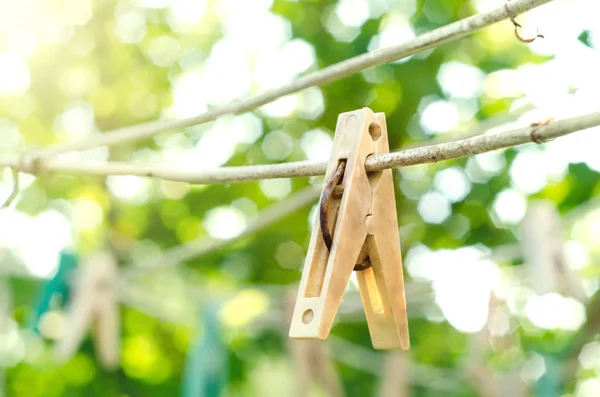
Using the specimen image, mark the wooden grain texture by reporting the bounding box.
[289,108,409,350]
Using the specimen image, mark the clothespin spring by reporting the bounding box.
[318,159,372,272]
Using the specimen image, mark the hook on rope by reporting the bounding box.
[505,3,544,43]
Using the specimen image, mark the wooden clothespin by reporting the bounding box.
[289,108,409,350]
[284,289,344,397]
[521,200,585,301]
[464,294,527,397]
[55,251,120,370]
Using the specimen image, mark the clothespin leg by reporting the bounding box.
[55,295,95,362]
[290,203,368,339]
[94,298,120,370]
[356,130,409,349]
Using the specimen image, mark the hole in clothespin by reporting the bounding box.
[368,122,382,141]
[302,309,314,324]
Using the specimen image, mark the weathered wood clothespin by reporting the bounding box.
[289,108,409,350]
[285,290,344,397]
[55,251,120,370]
[521,200,585,301]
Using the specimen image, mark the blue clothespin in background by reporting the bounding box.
[182,302,228,397]
[31,250,78,334]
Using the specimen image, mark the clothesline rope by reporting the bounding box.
[1,111,598,184]
[19,0,552,160]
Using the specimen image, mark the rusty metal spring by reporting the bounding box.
[319,160,372,271]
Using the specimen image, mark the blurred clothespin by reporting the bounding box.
[182,302,228,397]
[31,250,77,334]
[521,200,586,301]
[521,202,573,397]
[464,294,527,397]
[377,352,412,397]
[285,290,344,397]
[55,251,120,370]
[290,108,409,350]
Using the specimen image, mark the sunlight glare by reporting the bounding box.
[437,61,485,99]
[417,191,451,224]
[419,100,460,135]
[21,210,73,277]
[525,293,585,330]
[259,179,291,200]
[433,167,471,202]
[368,15,416,63]
[204,206,247,239]
[53,101,96,140]
[106,176,150,204]
[147,35,181,67]
[492,189,527,225]
[114,11,147,44]
[167,0,206,31]
[301,129,333,161]
[404,245,501,333]
[71,197,104,232]
[336,0,370,28]
[261,130,294,161]
[0,53,30,97]
[7,29,38,59]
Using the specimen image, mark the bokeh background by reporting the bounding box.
[0,0,600,396]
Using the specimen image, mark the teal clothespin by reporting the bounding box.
[534,353,561,397]
[31,250,78,334]
[182,302,228,397]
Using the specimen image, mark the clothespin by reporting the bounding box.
[521,200,585,301]
[289,108,409,350]
[55,251,120,370]
[521,200,577,397]
[284,289,344,397]
[182,302,228,397]
[377,352,412,397]
[464,294,527,397]
[31,250,77,334]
